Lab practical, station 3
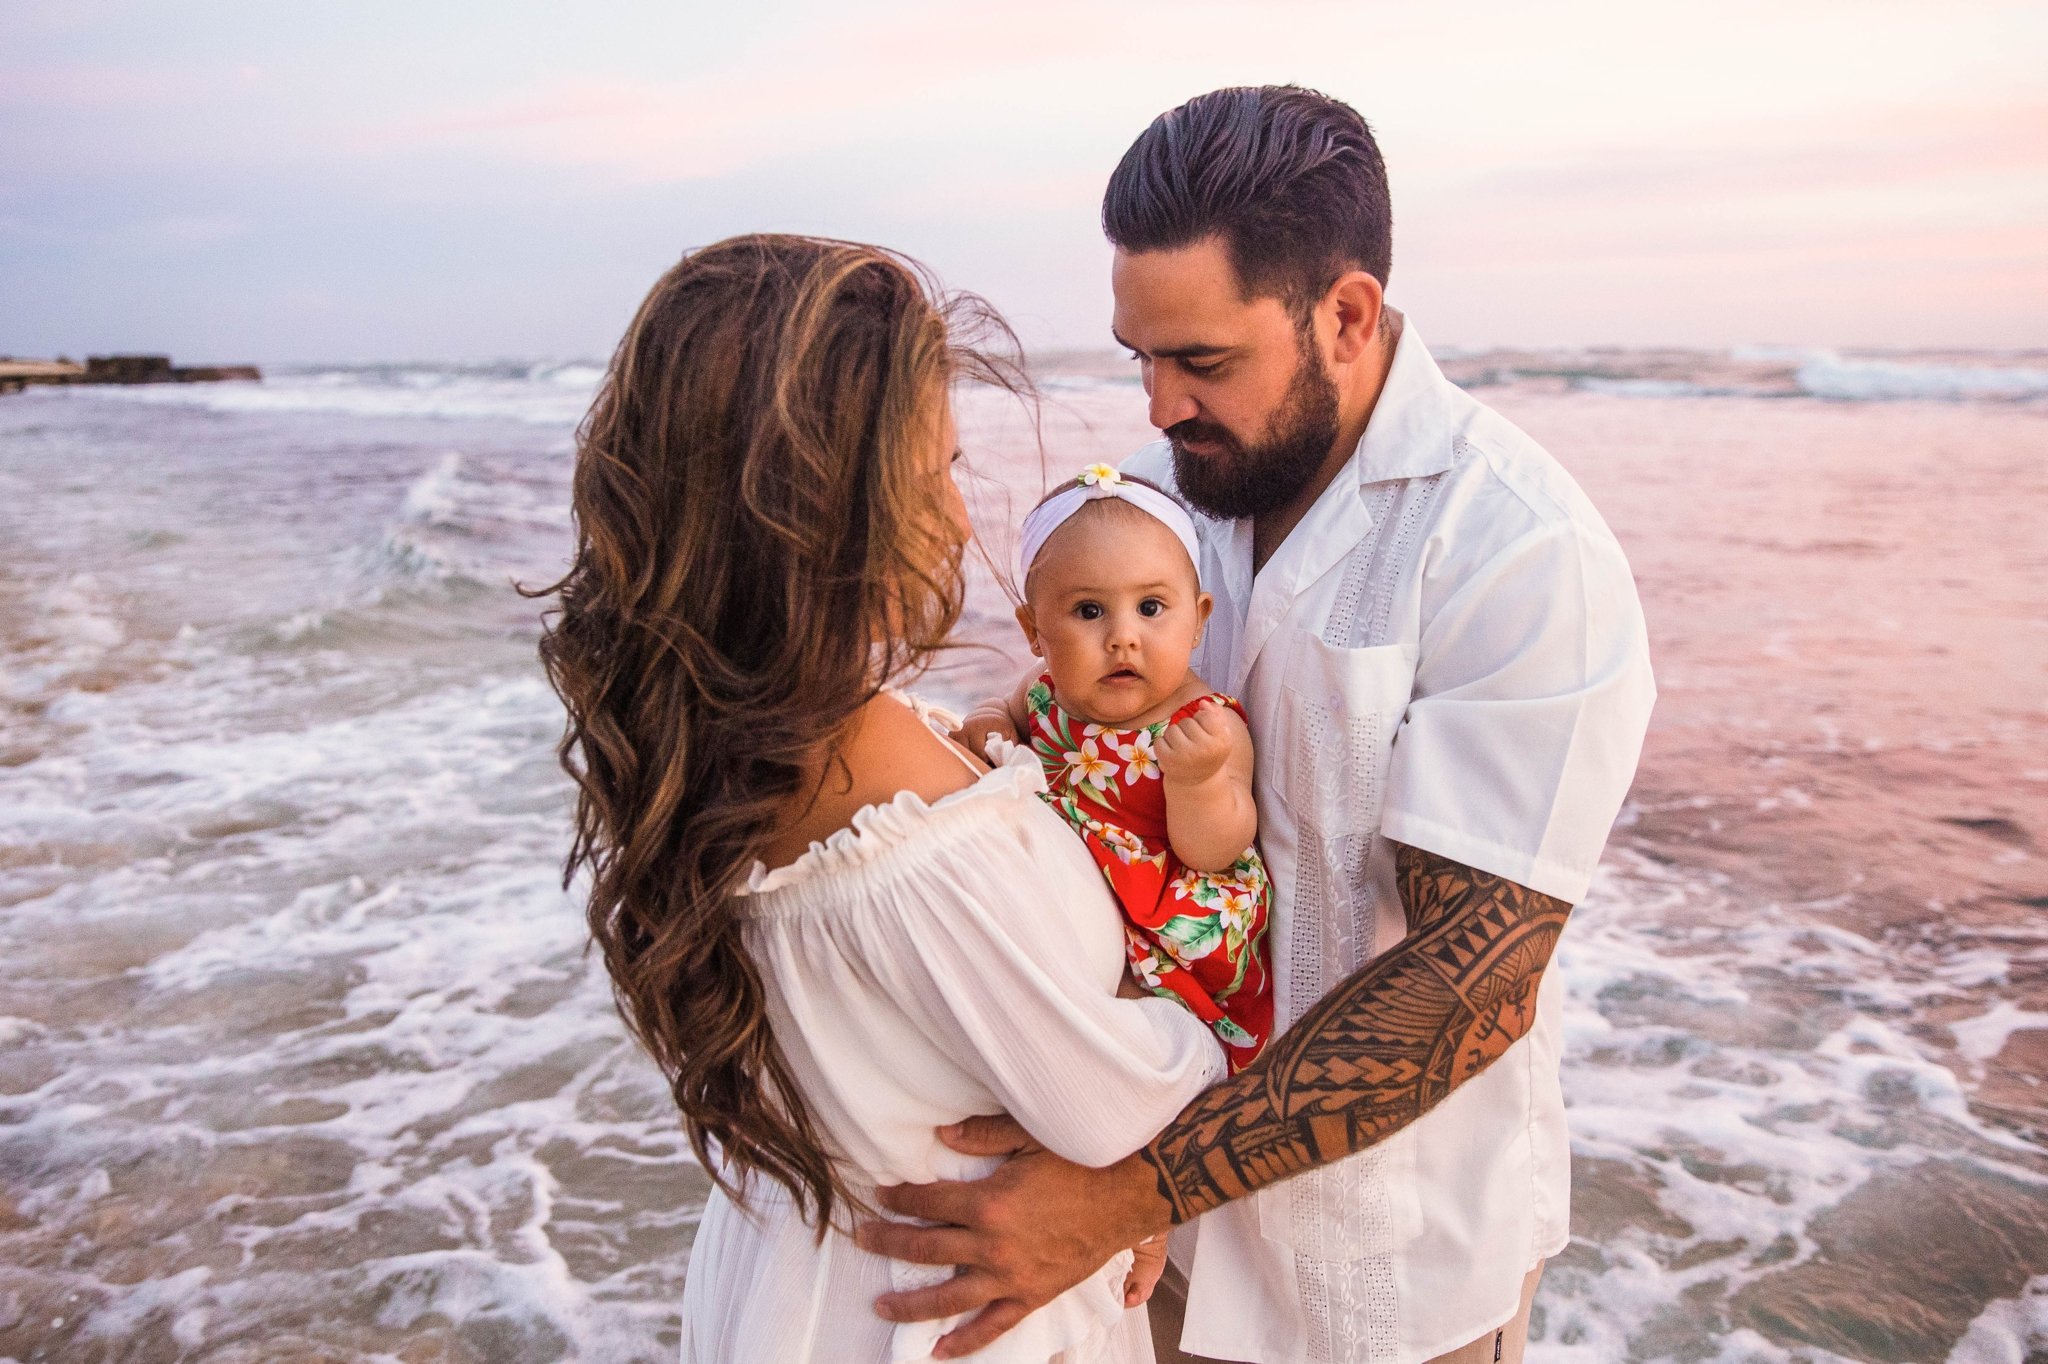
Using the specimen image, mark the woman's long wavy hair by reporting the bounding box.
[531,234,1025,1231]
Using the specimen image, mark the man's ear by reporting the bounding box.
[1324,270,1384,366]
[1015,602,1042,655]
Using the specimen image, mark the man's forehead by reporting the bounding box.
[1111,242,1290,347]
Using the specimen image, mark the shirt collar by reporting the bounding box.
[1180,316,1460,651]
[1342,314,1460,490]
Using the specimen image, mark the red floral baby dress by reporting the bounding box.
[1026,674,1273,1069]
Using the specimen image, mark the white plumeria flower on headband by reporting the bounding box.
[1079,463,1122,488]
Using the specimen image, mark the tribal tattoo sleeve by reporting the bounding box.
[1137,842,1572,1222]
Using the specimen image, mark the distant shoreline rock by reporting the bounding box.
[0,354,261,395]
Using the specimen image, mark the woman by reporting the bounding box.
[534,235,1224,1363]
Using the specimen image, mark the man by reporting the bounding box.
[862,86,1656,1363]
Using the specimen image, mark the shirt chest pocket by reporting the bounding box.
[1273,629,1417,836]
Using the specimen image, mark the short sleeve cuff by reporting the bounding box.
[1379,807,1594,905]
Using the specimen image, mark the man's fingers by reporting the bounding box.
[940,1113,1034,1157]
[875,1178,983,1229]
[932,1299,1034,1359]
[852,1219,983,1268]
[873,1268,1003,1324]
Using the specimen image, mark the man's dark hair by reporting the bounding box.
[1102,85,1391,320]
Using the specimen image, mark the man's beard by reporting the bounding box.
[1167,342,1341,521]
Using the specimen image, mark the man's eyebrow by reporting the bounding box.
[1111,328,1233,360]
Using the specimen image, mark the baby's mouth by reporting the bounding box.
[1103,666,1143,683]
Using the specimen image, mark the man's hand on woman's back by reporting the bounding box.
[857,1115,1162,1358]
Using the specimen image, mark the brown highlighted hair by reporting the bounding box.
[1102,85,1392,317]
[530,234,1023,1230]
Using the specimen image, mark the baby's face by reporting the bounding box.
[1018,507,1211,727]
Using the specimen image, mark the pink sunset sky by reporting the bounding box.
[3,0,2044,361]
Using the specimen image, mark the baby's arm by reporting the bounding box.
[950,669,1035,756]
[1153,699,1258,872]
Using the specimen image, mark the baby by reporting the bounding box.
[960,464,1273,1072]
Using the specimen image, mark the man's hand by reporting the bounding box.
[853,1115,1169,1359]
[1153,699,1234,788]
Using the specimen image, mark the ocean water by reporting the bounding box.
[1,351,2043,1362]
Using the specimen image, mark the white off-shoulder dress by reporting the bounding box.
[678,712,1226,1364]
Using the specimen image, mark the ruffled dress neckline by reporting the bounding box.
[736,692,1043,899]
[737,742,1044,897]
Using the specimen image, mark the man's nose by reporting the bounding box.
[1146,369,1198,431]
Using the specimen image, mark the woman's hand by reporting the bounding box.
[950,704,1019,758]
[1124,1234,1168,1307]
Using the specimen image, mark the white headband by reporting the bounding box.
[1018,464,1201,585]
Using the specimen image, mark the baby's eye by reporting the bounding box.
[1138,598,1165,618]
[1075,602,1104,621]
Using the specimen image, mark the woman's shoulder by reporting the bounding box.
[753,694,976,867]
[741,695,1049,901]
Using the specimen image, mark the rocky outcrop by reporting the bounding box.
[0,354,261,394]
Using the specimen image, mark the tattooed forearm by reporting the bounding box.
[1137,843,1570,1223]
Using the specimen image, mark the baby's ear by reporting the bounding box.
[1014,602,1042,655]
[1195,592,1214,631]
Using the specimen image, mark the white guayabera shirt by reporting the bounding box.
[1125,321,1656,1364]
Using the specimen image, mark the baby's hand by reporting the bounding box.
[1155,700,1235,786]
[1124,1234,1169,1307]
[950,703,1019,759]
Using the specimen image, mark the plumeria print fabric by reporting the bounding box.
[1026,675,1274,1070]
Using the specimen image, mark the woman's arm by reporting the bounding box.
[867,792,1227,1169]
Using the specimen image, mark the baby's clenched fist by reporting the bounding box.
[1155,700,1239,786]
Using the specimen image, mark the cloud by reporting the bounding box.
[0,64,203,109]
[352,2,1105,184]
[1393,96,2048,296]
[5,0,2044,355]
[124,213,253,250]
[1458,101,2048,205]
